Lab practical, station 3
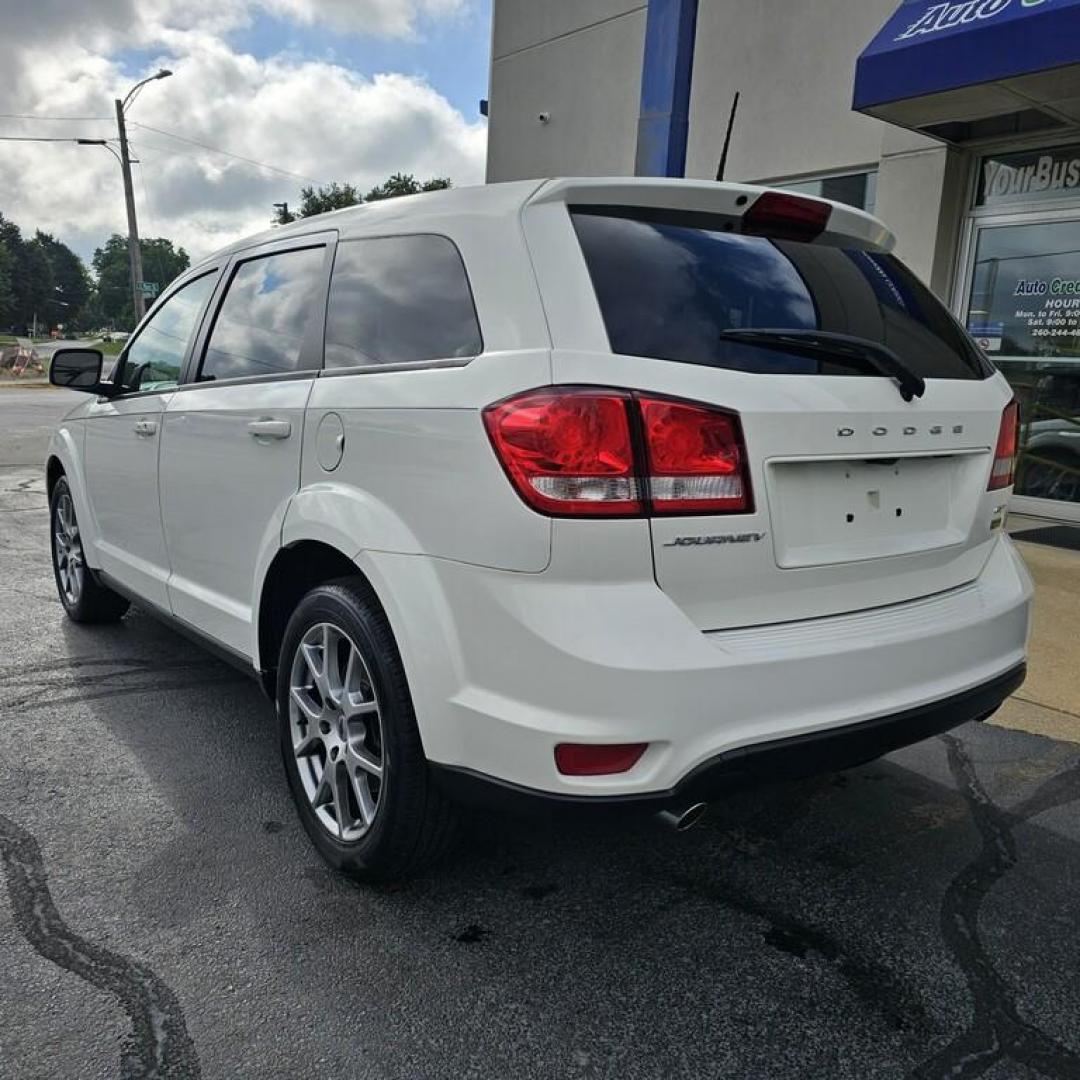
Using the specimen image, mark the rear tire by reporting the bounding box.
[49,477,129,624]
[276,579,458,881]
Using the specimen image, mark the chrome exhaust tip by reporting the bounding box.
[656,802,708,833]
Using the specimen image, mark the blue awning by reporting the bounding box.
[854,0,1080,139]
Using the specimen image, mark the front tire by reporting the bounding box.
[49,477,129,624]
[276,580,458,881]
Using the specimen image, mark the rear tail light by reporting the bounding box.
[482,389,642,516]
[555,742,648,776]
[638,396,750,513]
[742,191,831,242]
[988,399,1020,490]
[483,388,752,517]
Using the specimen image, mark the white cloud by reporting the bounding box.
[263,0,468,39]
[0,1,487,266]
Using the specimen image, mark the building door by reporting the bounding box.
[960,209,1080,522]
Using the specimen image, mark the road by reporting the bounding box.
[1,387,1079,1080]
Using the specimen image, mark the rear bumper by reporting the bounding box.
[431,662,1026,813]
[362,531,1033,799]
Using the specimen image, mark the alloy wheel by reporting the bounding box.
[288,622,385,841]
[54,490,84,606]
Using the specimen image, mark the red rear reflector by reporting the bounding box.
[483,389,642,516]
[743,191,831,242]
[555,743,648,776]
[639,396,751,513]
[988,399,1020,490]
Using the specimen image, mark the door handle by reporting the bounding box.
[248,418,292,440]
[133,418,158,437]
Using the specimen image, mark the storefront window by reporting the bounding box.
[776,170,877,214]
[965,219,1080,508]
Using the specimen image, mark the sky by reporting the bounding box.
[0,0,492,268]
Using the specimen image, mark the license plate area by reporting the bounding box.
[766,452,987,568]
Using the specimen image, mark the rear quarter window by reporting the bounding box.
[571,207,991,381]
[324,234,482,369]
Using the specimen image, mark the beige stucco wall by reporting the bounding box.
[486,0,971,296]
[486,2,647,183]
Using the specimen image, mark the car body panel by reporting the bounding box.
[46,178,1033,803]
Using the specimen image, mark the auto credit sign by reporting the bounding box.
[896,0,1051,40]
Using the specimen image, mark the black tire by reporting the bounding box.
[49,476,130,624]
[276,579,458,881]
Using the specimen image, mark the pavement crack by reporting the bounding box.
[656,869,926,1033]
[910,736,1080,1079]
[0,812,201,1079]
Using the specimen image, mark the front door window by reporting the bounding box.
[964,218,1080,510]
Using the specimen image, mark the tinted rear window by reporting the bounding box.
[571,207,990,380]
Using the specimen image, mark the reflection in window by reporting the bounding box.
[572,209,986,380]
[964,221,1080,505]
[121,272,217,391]
[965,220,1080,359]
[324,235,482,369]
[775,171,877,214]
[201,246,325,381]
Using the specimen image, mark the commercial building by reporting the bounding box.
[486,0,1080,521]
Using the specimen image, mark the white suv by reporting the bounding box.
[47,178,1032,879]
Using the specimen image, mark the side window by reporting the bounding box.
[200,246,326,381]
[118,272,217,392]
[324,235,482,369]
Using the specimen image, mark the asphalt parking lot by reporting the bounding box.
[1,388,1079,1080]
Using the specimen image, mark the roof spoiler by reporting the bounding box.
[526,177,895,253]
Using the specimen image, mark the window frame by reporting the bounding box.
[318,231,484,377]
[111,266,223,399]
[181,230,338,389]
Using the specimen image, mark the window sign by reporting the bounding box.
[965,220,1080,509]
[977,145,1080,207]
[965,220,1080,359]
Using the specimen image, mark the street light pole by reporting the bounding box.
[113,68,172,325]
[114,97,146,324]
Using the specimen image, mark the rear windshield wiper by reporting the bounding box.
[717,328,927,402]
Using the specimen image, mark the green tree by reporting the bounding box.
[92,235,190,329]
[0,237,14,329]
[0,213,56,332]
[272,174,452,224]
[35,231,91,330]
[273,182,362,224]
[23,239,55,334]
[364,173,451,202]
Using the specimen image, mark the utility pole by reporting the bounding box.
[115,97,146,323]
[111,68,172,326]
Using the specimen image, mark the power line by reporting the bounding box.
[0,113,113,121]
[0,135,105,143]
[127,120,325,184]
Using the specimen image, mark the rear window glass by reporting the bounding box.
[571,207,991,380]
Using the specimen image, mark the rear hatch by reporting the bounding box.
[561,194,1012,631]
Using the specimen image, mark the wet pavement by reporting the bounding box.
[0,390,1078,1080]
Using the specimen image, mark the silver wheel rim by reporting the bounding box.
[288,622,385,841]
[53,491,84,606]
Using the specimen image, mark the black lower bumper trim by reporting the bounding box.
[430,663,1026,815]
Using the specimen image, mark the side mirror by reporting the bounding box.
[49,348,110,394]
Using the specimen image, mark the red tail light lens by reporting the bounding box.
[743,191,831,242]
[988,399,1020,490]
[639,396,751,514]
[482,389,642,516]
[484,388,753,518]
[555,742,648,776]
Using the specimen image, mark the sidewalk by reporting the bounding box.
[991,537,1080,742]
